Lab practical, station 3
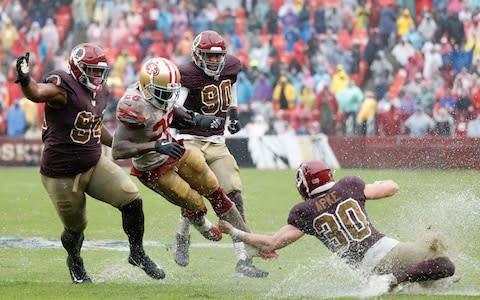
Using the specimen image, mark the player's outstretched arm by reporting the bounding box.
[15,52,67,108]
[219,220,304,252]
[364,180,400,200]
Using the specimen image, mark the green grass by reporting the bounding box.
[1,167,480,299]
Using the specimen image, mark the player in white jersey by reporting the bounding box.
[112,58,254,263]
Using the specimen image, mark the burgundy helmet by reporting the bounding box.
[68,43,111,92]
[296,160,335,199]
[191,30,227,77]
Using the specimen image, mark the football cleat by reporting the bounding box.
[128,253,165,279]
[174,233,190,267]
[192,223,222,241]
[66,256,92,284]
[235,258,269,278]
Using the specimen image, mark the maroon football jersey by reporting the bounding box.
[40,70,109,177]
[287,176,384,268]
[177,54,241,137]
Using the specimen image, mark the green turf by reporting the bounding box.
[1,167,479,299]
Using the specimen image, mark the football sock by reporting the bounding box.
[227,190,245,221]
[233,242,248,261]
[120,197,145,255]
[61,229,84,257]
[178,215,190,236]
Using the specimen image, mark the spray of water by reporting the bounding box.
[263,189,480,298]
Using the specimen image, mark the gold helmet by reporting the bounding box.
[138,57,181,110]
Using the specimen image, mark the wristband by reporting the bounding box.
[230,228,245,242]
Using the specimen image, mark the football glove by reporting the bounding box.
[171,107,196,129]
[15,52,31,87]
[192,113,224,130]
[154,139,184,159]
[227,108,241,134]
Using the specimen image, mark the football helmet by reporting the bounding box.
[68,43,111,93]
[192,30,227,78]
[138,57,181,110]
[296,160,335,199]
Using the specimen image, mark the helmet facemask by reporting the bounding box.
[296,168,309,199]
[191,31,227,79]
[68,43,111,94]
[194,49,226,78]
[139,58,181,111]
[143,81,180,110]
[76,61,110,93]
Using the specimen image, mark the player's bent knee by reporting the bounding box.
[438,257,455,277]
[65,220,87,233]
[121,178,139,194]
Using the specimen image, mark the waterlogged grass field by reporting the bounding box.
[1,167,480,300]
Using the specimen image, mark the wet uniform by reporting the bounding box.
[116,82,179,174]
[115,83,220,213]
[40,70,139,233]
[288,176,397,275]
[41,70,108,177]
[288,176,449,276]
[176,55,242,194]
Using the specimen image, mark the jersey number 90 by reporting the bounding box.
[201,80,232,114]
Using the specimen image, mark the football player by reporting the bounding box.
[173,30,276,277]
[111,57,253,261]
[219,160,455,293]
[14,44,164,283]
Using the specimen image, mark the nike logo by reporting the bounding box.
[71,271,84,283]
[129,257,146,269]
[211,119,221,129]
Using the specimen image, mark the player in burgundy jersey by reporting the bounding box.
[111,57,256,274]
[14,44,164,283]
[172,30,276,277]
[219,160,455,293]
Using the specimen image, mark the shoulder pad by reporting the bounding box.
[116,93,147,128]
[45,74,62,86]
[222,55,242,77]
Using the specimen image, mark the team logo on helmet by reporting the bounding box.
[145,62,160,76]
[71,46,86,62]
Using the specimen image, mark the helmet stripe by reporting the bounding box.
[159,57,176,83]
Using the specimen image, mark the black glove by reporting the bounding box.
[227,108,241,134]
[15,52,31,87]
[192,113,224,130]
[154,139,184,159]
[171,107,196,129]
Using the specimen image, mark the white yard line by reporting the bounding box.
[0,236,232,251]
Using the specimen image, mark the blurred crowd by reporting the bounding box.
[2,0,480,138]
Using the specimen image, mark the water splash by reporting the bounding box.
[263,189,480,298]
